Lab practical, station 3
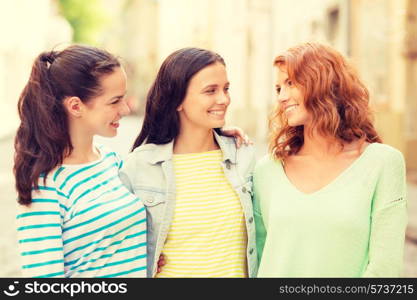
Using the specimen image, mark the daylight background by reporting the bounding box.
[0,0,416,277]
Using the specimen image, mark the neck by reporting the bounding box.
[64,122,99,164]
[174,127,219,154]
[299,126,342,159]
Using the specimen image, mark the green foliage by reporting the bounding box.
[58,0,110,45]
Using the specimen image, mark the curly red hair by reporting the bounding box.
[269,42,382,160]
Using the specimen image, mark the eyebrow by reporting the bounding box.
[276,78,290,87]
[109,93,126,101]
[203,82,230,89]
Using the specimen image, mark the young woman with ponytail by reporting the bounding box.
[14,45,147,278]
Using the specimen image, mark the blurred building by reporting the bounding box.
[0,0,72,140]
[155,0,417,168]
[3,0,415,166]
[351,0,417,169]
[157,0,273,146]
[100,0,159,113]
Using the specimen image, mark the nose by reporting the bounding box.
[277,86,289,104]
[119,99,131,116]
[216,91,230,105]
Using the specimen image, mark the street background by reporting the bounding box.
[1,0,416,277]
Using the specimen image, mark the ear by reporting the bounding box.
[176,104,183,112]
[63,96,83,118]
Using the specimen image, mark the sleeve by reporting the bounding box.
[119,153,136,193]
[16,179,65,278]
[362,149,408,277]
[116,153,123,170]
[253,164,267,265]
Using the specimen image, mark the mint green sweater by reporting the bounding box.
[253,143,408,277]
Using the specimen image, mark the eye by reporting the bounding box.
[205,89,216,94]
[224,86,229,93]
[111,99,120,104]
[276,87,281,94]
[287,80,293,86]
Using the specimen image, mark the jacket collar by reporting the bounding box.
[146,140,174,165]
[213,130,237,164]
[145,130,236,165]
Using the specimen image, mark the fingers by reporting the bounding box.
[219,126,252,148]
[158,258,165,266]
[158,253,166,267]
[236,136,242,148]
[244,134,253,145]
[243,134,249,145]
[234,128,244,149]
[157,253,165,273]
[236,134,252,148]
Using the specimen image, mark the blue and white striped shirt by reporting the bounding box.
[16,145,147,278]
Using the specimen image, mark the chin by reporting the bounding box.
[212,120,226,128]
[101,131,118,138]
[287,118,304,127]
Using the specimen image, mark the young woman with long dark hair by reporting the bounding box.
[254,42,407,277]
[120,48,257,277]
[14,45,147,278]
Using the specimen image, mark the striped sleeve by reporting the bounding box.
[115,153,124,170]
[16,180,65,278]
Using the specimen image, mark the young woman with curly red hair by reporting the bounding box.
[254,42,407,277]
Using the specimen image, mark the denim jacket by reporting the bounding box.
[120,131,258,277]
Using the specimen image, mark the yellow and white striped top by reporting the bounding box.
[156,149,248,277]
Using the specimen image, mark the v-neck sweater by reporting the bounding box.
[253,143,408,277]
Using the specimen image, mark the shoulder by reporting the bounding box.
[125,143,162,162]
[367,143,405,166]
[122,143,170,173]
[254,154,279,174]
[217,134,255,158]
[217,135,238,153]
[236,143,256,161]
[132,142,162,153]
[217,134,235,145]
[213,133,253,161]
[31,168,64,200]
[96,144,120,161]
[362,143,406,179]
[38,168,62,187]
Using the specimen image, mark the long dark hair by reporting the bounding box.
[131,47,225,150]
[14,45,120,205]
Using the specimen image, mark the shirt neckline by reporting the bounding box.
[173,149,222,157]
[276,143,375,197]
[60,146,104,168]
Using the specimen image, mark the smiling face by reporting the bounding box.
[177,62,230,132]
[81,67,130,137]
[275,66,311,127]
